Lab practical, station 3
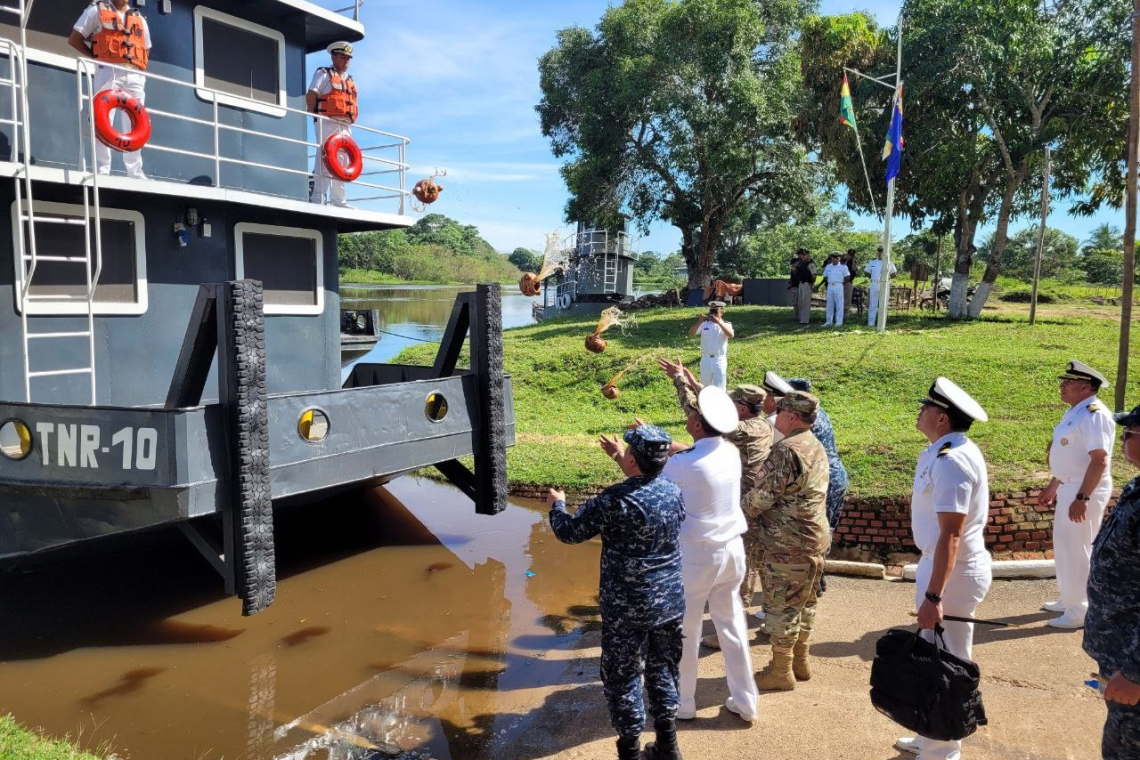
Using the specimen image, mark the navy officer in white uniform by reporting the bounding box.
[688,301,733,390]
[1038,360,1115,629]
[895,377,993,760]
[664,385,759,722]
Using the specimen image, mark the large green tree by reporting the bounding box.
[986,226,1080,281]
[537,0,819,290]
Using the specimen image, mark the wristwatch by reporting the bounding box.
[924,591,942,604]
[1076,492,1089,501]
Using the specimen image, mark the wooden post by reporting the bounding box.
[1029,147,1051,326]
[933,236,943,311]
[1118,0,1139,412]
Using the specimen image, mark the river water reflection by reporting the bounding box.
[340,285,540,366]
[0,479,602,760]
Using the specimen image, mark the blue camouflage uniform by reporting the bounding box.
[789,379,849,527]
[549,426,686,741]
[1084,473,1140,760]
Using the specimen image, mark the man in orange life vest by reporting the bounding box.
[68,0,152,179]
[307,41,359,207]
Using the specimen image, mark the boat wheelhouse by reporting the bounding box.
[534,220,637,321]
[0,0,513,615]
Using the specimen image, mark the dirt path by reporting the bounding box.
[496,576,1104,760]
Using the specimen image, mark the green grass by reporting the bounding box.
[0,716,105,760]
[396,305,1140,497]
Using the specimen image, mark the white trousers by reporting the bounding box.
[679,535,758,718]
[912,554,992,760]
[311,117,352,206]
[93,67,146,178]
[699,355,727,390]
[824,283,844,325]
[867,280,882,326]
[1052,480,1109,619]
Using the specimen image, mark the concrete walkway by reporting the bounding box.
[498,576,1104,760]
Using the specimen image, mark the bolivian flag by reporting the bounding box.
[839,74,856,129]
[882,84,903,183]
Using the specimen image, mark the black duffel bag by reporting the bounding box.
[870,626,988,742]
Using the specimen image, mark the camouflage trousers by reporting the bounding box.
[760,554,825,649]
[601,616,683,740]
[1103,699,1140,760]
[740,527,764,608]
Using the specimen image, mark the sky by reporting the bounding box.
[323,0,1125,255]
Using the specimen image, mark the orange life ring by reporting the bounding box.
[323,132,363,182]
[93,88,151,153]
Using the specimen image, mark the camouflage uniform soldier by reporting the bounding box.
[1084,403,1140,760]
[548,424,685,760]
[656,357,774,614]
[743,390,830,691]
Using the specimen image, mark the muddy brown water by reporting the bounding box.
[0,478,602,760]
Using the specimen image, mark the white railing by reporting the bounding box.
[312,0,363,22]
[562,229,638,261]
[71,58,409,214]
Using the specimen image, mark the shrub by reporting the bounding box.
[1000,289,1057,303]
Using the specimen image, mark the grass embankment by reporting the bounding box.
[339,269,519,286]
[397,303,1139,498]
[0,715,104,760]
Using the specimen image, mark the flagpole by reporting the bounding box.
[851,121,879,216]
[877,14,903,333]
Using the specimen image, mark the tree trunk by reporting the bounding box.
[681,227,703,290]
[968,160,1029,317]
[948,214,977,318]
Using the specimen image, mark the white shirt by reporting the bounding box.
[1049,396,1115,484]
[864,259,897,282]
[308,67,336,96]
[699,320,730,357]
[74,5,153,49]
[911,432,990,559]
[768,413,784,443]
[822,262,848,286]
[663,436,745,545]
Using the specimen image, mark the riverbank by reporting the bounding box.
[0,716,104,760]
[397,303,1138,497]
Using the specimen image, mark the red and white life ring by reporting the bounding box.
[323,131,363,182]
[93,89,151,153]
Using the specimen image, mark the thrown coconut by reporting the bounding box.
[585,334,607,353]
[601,384,620,400]
[519,272,541,297]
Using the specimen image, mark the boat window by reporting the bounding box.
[234,223,324,316]
[9,201,147,316]
[193,7,287,117]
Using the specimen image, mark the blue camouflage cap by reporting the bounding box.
[623,424,673,458]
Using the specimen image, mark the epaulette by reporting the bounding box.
[936,441,953,457]
[1088,402,1102,413]
[673,447,696,455]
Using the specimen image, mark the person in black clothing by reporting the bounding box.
[843,249,858,315]
[790,249,816,325]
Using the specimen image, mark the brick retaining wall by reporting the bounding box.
[511,484,1119,574]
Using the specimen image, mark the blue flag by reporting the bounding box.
[882,85,903,184]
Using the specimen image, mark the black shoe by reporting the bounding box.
[617,735,641,760]
[642,719,683,760]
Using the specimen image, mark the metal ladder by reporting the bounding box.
[601,231,619,294]
[4,0,103,405]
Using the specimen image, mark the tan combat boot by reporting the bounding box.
[792,630,812,681]
[757,646,795,691]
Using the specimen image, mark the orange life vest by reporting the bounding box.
[316,67,358,123]
[90,1,149,71]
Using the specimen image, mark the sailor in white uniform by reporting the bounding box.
[762,371,793,445]
[895,377,993,760]
[665,386,759,722]
[864,247,897,327]
[1038,360,1115,629]
[688,300,733,390]
[821,251,848,326]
